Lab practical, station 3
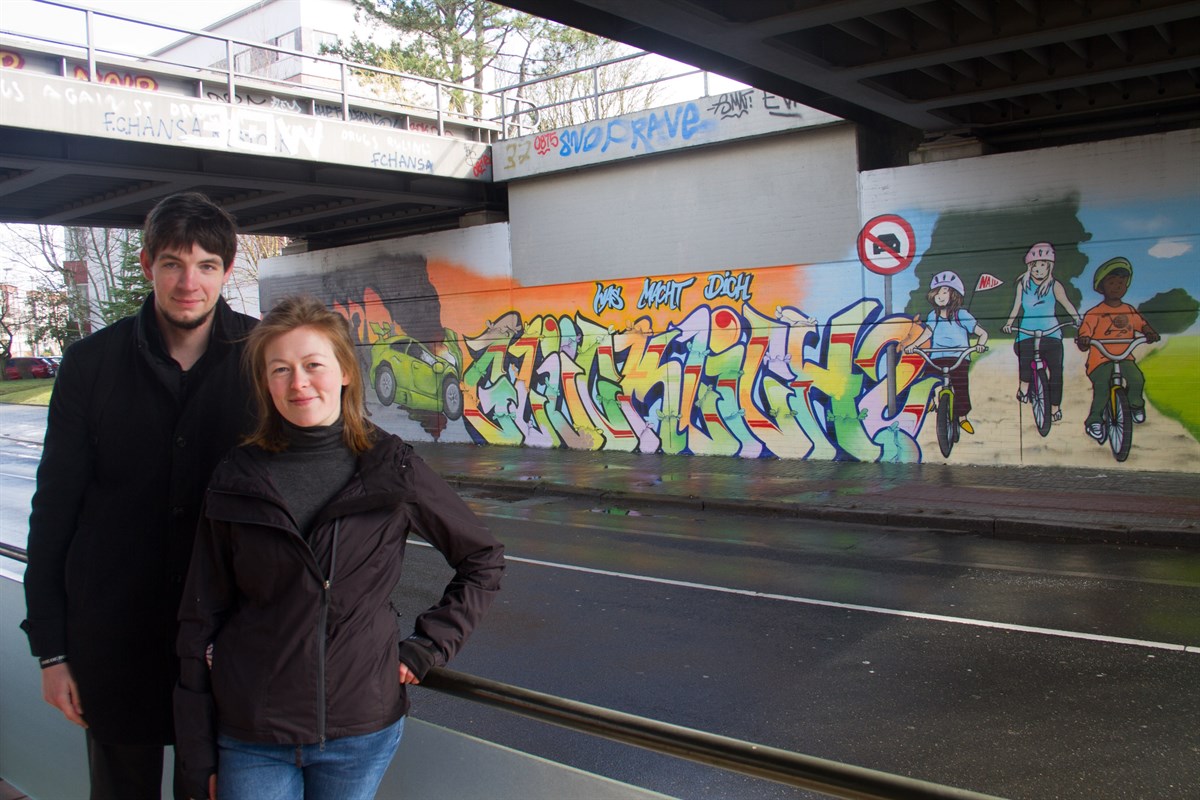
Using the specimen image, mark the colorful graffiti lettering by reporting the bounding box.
[73,66,158,91]
[638,277,695,311]
[704,270,754,302]
[450,298,937,461]
[1,50,25,70]
[594,283,625,314]
[559,102,709,157]
[472,152,492,178]
[534,131,559,156]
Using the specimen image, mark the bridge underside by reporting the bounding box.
[498,0,1200,154]
[0,127,506,248]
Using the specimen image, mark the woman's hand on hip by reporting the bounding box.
[398,662,421,685]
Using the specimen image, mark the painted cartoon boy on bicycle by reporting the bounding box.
[1002,242,1082,425]
[1075,256,1160,442]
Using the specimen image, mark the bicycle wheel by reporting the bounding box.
[1031,367,1051,437]
[1108,388,1133,462]
[936,392,954,458]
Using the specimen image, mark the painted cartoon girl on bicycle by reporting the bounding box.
[904,271,989,437]
[1002,242,1082,425]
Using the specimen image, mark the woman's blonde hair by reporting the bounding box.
[243,295,374,453]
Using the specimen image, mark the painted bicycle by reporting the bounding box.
[907,345,987,458]
[1010,322,1074,437]
[1085,334,1146,462]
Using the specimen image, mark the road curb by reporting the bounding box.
[444,473,1199,550]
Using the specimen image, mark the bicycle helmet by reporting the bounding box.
[929,271,965,296]
[1025,242,1055,264]
[1093,256,1133,290]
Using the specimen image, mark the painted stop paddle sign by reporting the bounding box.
[857,214,916,276]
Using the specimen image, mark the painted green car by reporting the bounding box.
[369,329,464,420]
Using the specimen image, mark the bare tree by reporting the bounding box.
[226,234,287,317]
[0,282,20,363]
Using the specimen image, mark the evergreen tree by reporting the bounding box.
[98,232,152,324]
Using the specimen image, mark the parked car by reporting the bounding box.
[3,357,57,380]
[369,330,464,420]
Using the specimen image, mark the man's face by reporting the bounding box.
[1100,271,1130,302]
[140,243,231,331]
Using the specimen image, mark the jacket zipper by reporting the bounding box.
[316,519,339,749]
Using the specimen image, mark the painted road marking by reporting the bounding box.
[495,549,1200,654]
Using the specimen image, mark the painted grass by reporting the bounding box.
[1140,335,1200,442]
[0,378,54,406]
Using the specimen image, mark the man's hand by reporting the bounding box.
[209,773,217,800]
[41,662,86,727]
[398,662,421,685]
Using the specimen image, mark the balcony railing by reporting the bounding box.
[1,0,739,142]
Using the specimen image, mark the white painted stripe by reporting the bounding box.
[503,552,1200,654]
[0,472,36,481]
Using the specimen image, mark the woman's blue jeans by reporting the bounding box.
[216,717,404,800]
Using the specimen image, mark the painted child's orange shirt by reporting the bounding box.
[1078,302,1148,375]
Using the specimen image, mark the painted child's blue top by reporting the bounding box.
[1016,278,1064,342]
[925,308,978,354]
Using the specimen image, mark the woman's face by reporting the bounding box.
[933,286,951,307]
[264,325,349,428]
[1030,259,1052,281]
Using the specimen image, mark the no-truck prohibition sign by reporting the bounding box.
[857,215,915,276]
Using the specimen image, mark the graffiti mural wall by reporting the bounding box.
[260,129,1198,473]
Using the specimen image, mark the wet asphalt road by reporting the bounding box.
[3,416,1198,799]
[397,490,1200,800]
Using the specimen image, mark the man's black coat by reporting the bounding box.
[23,295,256,745]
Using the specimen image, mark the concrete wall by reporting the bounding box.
[260,126,1199,473]
[508,123,859,285]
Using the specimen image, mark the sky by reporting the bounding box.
[3,0,252,47]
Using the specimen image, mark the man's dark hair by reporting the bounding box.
[143,192,239,271]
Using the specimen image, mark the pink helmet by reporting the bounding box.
[1025,242,1055,264]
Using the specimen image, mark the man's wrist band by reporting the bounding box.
[39,655,67,669]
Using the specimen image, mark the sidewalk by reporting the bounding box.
[3,403,1197,548]
[409,441,1200,549]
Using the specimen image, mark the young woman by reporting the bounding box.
[174,295,504,800]
[1002,242,1082,423]
[905,270,989,435]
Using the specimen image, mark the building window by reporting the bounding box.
[274,29,302,51]
[313,30,339,55]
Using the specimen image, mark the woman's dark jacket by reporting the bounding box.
[173,431,504,795]
[22,296,256,745]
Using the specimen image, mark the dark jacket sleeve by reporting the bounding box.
[400,455,504,680]
[22,342,96,657]
[174,504,235,800]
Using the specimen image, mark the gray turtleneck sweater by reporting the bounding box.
[266,418,358,538]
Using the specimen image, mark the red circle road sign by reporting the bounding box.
[857,214,916,276]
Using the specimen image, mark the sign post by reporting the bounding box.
[857,215,916,418]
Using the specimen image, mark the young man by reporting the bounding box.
[22,193,258,800]
[1075,256,1160,441]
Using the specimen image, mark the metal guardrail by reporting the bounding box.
[0,542,1004,799]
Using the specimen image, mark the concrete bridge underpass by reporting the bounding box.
[0,2,510,248]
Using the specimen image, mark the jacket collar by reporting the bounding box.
[205,431,415,530]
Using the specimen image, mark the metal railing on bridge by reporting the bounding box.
[1,0,735,144]
[0,542,1004,800]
